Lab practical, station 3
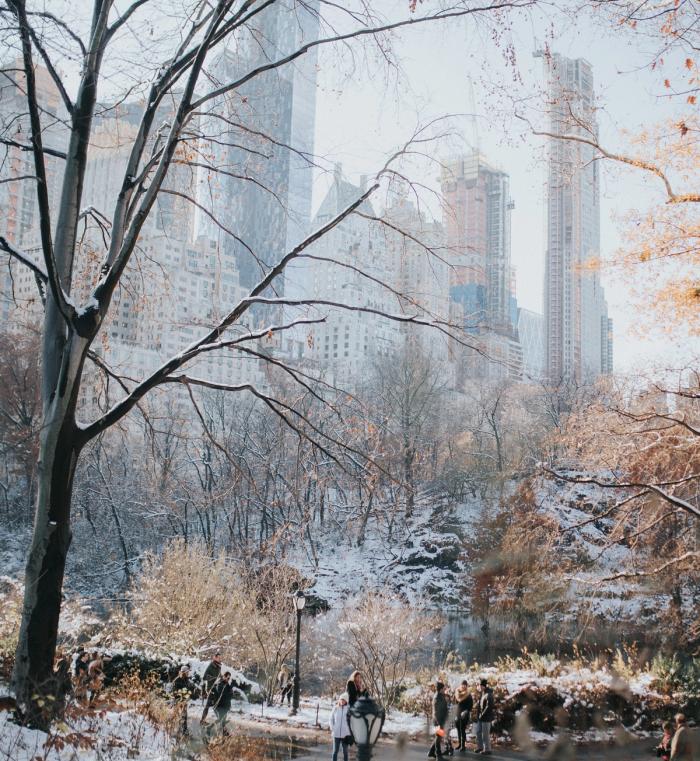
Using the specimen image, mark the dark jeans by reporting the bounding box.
[332,737,349,761]
[456,711,471,747]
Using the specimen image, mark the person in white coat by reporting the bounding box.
[329,693,352,761]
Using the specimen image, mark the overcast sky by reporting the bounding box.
[311,2,699,373]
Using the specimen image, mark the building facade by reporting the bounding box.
[540,52,612,382]
[440,151,520,383]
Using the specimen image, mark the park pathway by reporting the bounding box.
[292,737,653,761]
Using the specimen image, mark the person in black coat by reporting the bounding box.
[171,665,195,738]
[428,682,449,758]
[475,679,494,755]
[202,653,222,699]
[453,680,473,751]
[203,672,234,737]
[200,654,223,722]
[346,671,368,706]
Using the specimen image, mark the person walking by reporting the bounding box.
[329,693,352,761]
[200,654,223,722]
[454,680,473,752]
[202,672,234,738]
[475,679,494,755]
[171,665,195,738]
[277,664,293,706]
[428,682,449,759]
[346,671,368,707]
[671,714,696,761]
[202,653,222,699]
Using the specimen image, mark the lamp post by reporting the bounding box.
[290,590,306,715]
[348,695,386,761]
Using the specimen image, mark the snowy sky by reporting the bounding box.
[310,2,700,373]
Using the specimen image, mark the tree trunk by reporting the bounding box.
[404,439,415,518]
[12,395,81,725]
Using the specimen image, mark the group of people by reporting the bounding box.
[51,648,111,706]
[656,714,696,761]
[327,670,493,761]
[430,678,494,758]
[169,652,239,739]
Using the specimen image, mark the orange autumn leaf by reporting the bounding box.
[664,79,671,88]
[686,58,694,70]
[688,95,697,104]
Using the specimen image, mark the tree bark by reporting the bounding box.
[11,337,84,725]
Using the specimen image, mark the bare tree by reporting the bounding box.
[363,342,446,519]
[0,0,540,720]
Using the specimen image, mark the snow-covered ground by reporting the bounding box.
[531,471,687,623]
[0,707,170,761]
[294,493,482,607]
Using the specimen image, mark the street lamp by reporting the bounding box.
[290,590,306,715]
[348,695,386,761]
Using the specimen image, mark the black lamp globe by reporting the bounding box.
[348,695,385,761]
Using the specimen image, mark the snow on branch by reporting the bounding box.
[570,551,700,584]
[0,235,48,281]
[543,466,700,519]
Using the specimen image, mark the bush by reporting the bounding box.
[651,653,700,698]
[0,577,22,679]
[335,591,442,708]
[116,540,306,702]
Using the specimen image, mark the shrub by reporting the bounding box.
[0,577,22,679]
[335,591,442,708]
[117,540,306,702]
[651,653,700,699]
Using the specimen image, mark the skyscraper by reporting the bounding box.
[300,167,401,383]
[196,1,319,291]
[540,52,612,381]
[440,151,519,382]
[517,308,545,381]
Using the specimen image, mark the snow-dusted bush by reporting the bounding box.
[330,591,442,708]
[651,653,700,699]
[116,540,306,702]
[0,577,22,678]
[115,540,248,658]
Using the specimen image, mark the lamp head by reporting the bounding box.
[348,695,385,749]
[293,590,306,611]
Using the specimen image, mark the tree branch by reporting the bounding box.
[544,467,700,519]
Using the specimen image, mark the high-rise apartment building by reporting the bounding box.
[0,63,67,326]
[298,168,400,382]
[381,187,451,366]
[440,151,519,382]
[540,52,613,381]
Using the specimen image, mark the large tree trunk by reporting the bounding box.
[12,423,80,724]
[12,304,87,725]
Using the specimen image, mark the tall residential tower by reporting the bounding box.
[540,52,612,381]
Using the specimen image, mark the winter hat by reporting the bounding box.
[479,678,488,687]
[339,693,349,703]
[436,681,445,691]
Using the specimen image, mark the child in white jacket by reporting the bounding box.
[329,693,352,761]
